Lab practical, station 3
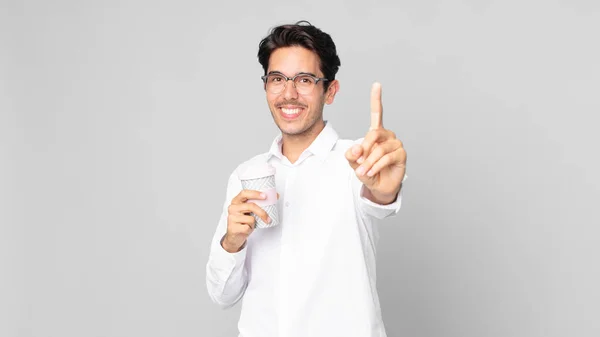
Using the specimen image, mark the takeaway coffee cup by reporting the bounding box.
[239,163,279,228]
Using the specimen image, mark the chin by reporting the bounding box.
[274,121,305,135]
[278,119,323,137]
[281,126,308,136]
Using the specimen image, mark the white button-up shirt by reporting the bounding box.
[206,121,405,337]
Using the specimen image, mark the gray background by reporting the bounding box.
[2,0,599,336]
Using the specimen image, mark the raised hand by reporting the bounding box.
[345,82,407,204]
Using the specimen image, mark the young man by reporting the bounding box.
[206,21,407,337]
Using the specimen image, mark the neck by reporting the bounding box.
[281,120,325,164]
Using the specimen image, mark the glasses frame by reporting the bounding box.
[261,72,329,95]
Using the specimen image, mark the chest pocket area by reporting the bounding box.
[294,164,354,234]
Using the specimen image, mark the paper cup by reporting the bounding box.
[239,163,279,228]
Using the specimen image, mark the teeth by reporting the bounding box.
[282,108,301,115]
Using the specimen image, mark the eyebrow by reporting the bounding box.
[267,70,319,77]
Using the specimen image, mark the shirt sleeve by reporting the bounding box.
[205,169,248,309]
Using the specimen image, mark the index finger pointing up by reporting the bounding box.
[370,82,383,130]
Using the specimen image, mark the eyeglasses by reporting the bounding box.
[261,72,329,95]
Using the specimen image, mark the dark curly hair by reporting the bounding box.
[257,20,341,91]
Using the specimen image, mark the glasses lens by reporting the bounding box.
[294,75,316,94]
[266,74,285,93]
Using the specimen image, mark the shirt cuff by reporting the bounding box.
[210,234,248,273]
[357,174,407,220]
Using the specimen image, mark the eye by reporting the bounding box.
[298,76,315,84]
[269,75,284,83]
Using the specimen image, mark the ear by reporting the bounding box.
[324,80,340,105]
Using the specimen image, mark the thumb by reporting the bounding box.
[345,144,363,170]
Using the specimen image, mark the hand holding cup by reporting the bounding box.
[222,190,272,253]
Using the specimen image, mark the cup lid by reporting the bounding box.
[239,163,276,180]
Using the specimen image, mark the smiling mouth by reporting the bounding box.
[277,104,305,119]
[281,107,302,115]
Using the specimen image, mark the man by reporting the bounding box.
[206,21,407,337]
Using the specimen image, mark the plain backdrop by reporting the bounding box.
[2,0,599,336]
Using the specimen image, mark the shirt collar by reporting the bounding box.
[267,120,339,162]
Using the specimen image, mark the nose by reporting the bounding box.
[282,79,299,100]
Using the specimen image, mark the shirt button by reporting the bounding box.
[285,201,290,207]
